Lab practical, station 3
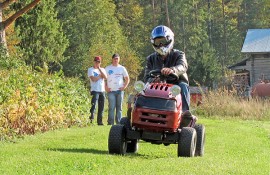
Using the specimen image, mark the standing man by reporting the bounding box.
[144,25,190,112]
[105,53,130,125]
[88,56,107,125]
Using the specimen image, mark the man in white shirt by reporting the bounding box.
[105,53,130,125]
[88,56,107,125]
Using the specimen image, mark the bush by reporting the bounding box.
[0,65,90,141]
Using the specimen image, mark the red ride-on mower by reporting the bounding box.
[108,70,205,157]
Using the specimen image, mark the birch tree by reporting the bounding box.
[0,0,40,55]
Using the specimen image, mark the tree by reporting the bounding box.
[164,0,170,27]
[238,0,270,34]
[15,0,68,70]
[0,0,41,54]
[210,0,243,69]
[57,0,141,83]
[166,0,221,86]
[57,0,124,77]
[114,0,151,59]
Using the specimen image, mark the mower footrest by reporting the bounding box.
[164,133,179,142]
[142,131,162,141]
[126,130,141,140]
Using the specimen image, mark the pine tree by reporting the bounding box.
[15,0,68,71]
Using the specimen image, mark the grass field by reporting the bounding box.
[0,118,269,175]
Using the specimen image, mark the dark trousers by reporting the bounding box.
[90,91,105,124]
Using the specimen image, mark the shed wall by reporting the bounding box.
[245,57,270,86]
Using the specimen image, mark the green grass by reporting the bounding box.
[0,118,269,175]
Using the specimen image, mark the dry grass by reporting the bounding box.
[194,88,270,121]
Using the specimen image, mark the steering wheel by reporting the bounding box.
[149,69,179,83]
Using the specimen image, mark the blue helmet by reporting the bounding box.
[150,25,174,56]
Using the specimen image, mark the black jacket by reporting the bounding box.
[144,49,189,84]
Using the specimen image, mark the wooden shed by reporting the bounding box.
[228,29,270,94]
[189,86,208,105]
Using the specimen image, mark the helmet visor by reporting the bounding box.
[153,37,171,47]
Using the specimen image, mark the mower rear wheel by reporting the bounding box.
[120,117,138,153]
[120,117,131,130]
[126,139,138,153]
[108,125,127,155]
[178,127,197,157]
[194,124,205,156]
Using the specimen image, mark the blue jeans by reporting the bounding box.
[107,90,124,125]
[90,91,105,124]
[178,82,190,112]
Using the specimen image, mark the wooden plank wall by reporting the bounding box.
[246,57,270,86]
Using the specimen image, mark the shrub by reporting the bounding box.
[0,66,90,141]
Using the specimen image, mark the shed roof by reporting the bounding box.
[227,58,248,70]
[241,29,270,53]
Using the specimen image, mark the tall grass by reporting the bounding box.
[194,88,270,121]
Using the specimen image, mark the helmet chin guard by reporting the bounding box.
[154,46,171,56]
[150,25,174,56]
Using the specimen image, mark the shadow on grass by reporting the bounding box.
[47,141,175,159]
[48,147,157,158]
[49,148,108,155]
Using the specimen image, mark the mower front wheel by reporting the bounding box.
[108,125,127,155]
[178,127,197,157]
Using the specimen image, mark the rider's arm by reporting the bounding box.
[170,51,188,76]
[144,56,153,83]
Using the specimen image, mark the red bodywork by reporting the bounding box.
[131,83,182,132]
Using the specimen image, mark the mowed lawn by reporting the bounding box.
[0,118,269,175]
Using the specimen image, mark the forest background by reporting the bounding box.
[0,0,270,140]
